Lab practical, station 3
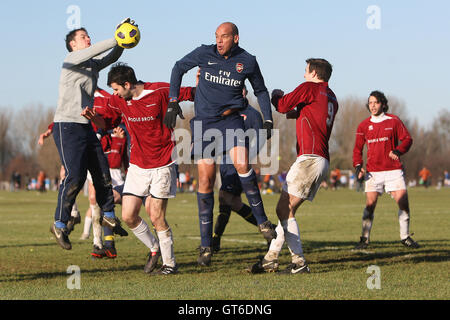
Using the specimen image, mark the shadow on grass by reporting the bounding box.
[305,239,450,273]
[0,242,57,249]
[207,239,450,274]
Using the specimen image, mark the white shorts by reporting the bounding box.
[87,168,124,188]
[123,163,177,199]
[283,155,329,201]
[364,169,406,194]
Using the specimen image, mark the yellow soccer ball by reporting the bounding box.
[115,22,140,49]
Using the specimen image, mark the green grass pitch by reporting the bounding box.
[0,187,449,300]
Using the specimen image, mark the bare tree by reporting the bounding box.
[330,96,368,169]
[36,108,61,180]
[0,109,15,178]
[11,104,47,158]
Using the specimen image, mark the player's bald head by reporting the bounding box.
[217,22,239,37]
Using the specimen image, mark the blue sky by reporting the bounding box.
[1,0,449,127]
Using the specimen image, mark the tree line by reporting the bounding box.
[0,95,448,187]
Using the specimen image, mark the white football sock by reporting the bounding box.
[157,228,176,268]
[398,210,410,240]
[264,221,285,261]
[131,219,159,252]
[83,216,92,235]
[362,208,374,239]
[91,204,102,248]
[282,218,304,257]
[71,202,79,217]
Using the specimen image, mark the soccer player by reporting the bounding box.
[50,19,135,250]
[418,166,431,188]
[82,62,196,275]
[212,86,266,252]
[249,58,338,274]
[353,90,419,249]
[41,89,128,256]
[165,22,276,267]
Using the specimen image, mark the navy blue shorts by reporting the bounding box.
[113,184,124,197]
[219,163,243,196]
[190,112,249,161]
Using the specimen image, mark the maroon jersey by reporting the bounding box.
[276,82,338,160]
[97,82,195,169]
[91,89,112,133]
[353,113,412,172]
[101,134,128,170]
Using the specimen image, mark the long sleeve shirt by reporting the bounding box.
[54,38,123,124]
[353,113,413,172]
[169,44,272,122]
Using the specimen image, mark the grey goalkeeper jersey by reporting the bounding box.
[54,38,123,124]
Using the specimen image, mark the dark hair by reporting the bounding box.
[305,58,332,82]
[107,62,138,86]
[229,22,239,36]
[366,90,389,113]
[65,28,87,52]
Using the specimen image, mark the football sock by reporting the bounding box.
[265,221,285,260]
[157,228,176,268]
[131,218,159,252]
[398,210,410,240]
[281,218,304,257]
[214,205,231,237]
[103,226,114,248]
[91,205,102,248]
[197,192,214,247]
[238,169,267,225]
[235,204,257,226]
[83,216,92,235]
[362,208,374,239]
[70,202,79,216]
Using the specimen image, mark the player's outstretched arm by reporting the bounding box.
[64,38,120,67]
[38,128,53,146]
[81,107,106,130]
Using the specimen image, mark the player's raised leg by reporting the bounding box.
[213,191,257,253]
[229,146,276,242]
[51,123,90,250]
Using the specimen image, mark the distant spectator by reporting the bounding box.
[444,170,450,187]
[418,166,431,188]
[330,168,341,190]
[349,173,355,189]
[340,174,348,187]
[37,170,46,193]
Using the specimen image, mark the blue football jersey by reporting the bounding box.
[169,44,272,122]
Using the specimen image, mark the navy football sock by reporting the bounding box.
[238,169,268,225]
[214,205,231,237]
[103,226,114,248]
[236,204,257,226]
[197,192,214,247]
